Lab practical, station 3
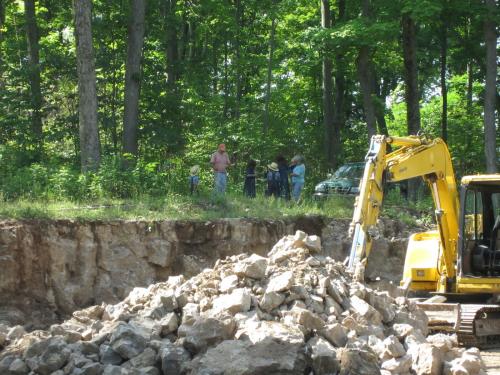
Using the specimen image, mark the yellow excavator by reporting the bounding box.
[348,134,500,348]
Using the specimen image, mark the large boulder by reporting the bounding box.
[187,339,307,374]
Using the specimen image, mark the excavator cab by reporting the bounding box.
[460,177,500,277]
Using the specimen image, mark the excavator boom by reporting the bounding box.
[348,134,500,348]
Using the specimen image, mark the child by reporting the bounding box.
[189,165,200,195]
[243,159,257,198]
[266,162,281,198]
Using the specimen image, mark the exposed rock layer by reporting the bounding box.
[0,217,412,327]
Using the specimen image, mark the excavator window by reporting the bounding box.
[461,183,500,276]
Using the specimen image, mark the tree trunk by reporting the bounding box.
[212,37,218,94]
[483,0,497,173]
[234,0,242,119]
[331,0,345,169]
[402,13,421,201]
[74,0,100,172]
[375,78,390,136]
[321,0,336,169]
[440,16,448,142]
[223,41,229,119]
[122,0,146,158]
[402,14,421,136]
[0,0,5,84]
[263,17,276,135]
[165,0,178,92]
[357,0,377,141]
[24,0,43,153]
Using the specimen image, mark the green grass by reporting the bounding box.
[0,190,433,224]
[0,193,357,221]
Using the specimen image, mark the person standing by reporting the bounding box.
[290,155,305,202]
[276,155,290,200]
[243,159,257,198]
[265,162,281,198]
[210,143,231,194]
[188,165,200,195]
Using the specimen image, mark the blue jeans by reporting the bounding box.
[214,172,227,194]
[292,181,304,201]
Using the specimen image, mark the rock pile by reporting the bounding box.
[0,231,485,375]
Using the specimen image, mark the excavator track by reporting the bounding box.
[417,302,500,349]
[457,304,500,349]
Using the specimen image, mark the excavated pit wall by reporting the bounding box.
[0,217,412,328]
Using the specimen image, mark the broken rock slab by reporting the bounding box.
[186,339,307,375]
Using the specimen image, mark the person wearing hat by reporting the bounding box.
[210,143,231,194]
[265,161,281,198]
[189,165,200,195]
[290,155,305,202]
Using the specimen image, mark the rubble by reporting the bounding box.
[0,231,486,375]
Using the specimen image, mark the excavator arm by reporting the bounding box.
[348,135,459,282]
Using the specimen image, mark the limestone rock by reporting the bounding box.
[236,320,304,345]
[219,275,239,293]
[100,344,123,365]
[178,317,235,354]
[381,354,412,374]
[307,336,340,374]
[159,342,191,375]
[411,343,443,375]
[349,295,383,325]
[320,323,347,347]
[110,323,148,360]
[187,339,307,374]
[259,291,285,312]
[212,288,251,314]
[234,254,267,279]
[266,271,294,293]
[338,347,381,375]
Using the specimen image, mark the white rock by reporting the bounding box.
[234,254,267,279]
[219,275,239,293]
[349,295,382,325]
[266,271,294,293]
[212,288,251,314]
[259,291,285,312]
[304,235,322,252]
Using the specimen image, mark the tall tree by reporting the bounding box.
[0,0,5,83]
[74,0,100,172]
[263,16,276,135]
[402,12,421,200]
[357,0,377,140]
[165,0,178,92]
[440,9,448,142]
[234,0,243,119]
[24,0,43,153]
[402,13,421,136]
[321,0,336,168]
[122,0,146,158]
[483,0,497,173]
[331,0,345,167]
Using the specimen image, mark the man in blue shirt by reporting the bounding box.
[290,155,305,201]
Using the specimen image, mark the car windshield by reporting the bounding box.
[332,164,364,179]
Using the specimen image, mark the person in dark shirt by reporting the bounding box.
[265,162,281,198]
[276,155,290,200]
[243,159,257,198]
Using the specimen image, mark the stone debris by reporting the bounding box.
[0,231,486,375]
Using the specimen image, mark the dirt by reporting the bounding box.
[482,349,500,375]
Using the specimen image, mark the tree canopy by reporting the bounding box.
[0,0,498,200]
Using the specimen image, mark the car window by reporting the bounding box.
[332,164,364,179]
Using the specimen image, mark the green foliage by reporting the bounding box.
[0,0,495,218]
